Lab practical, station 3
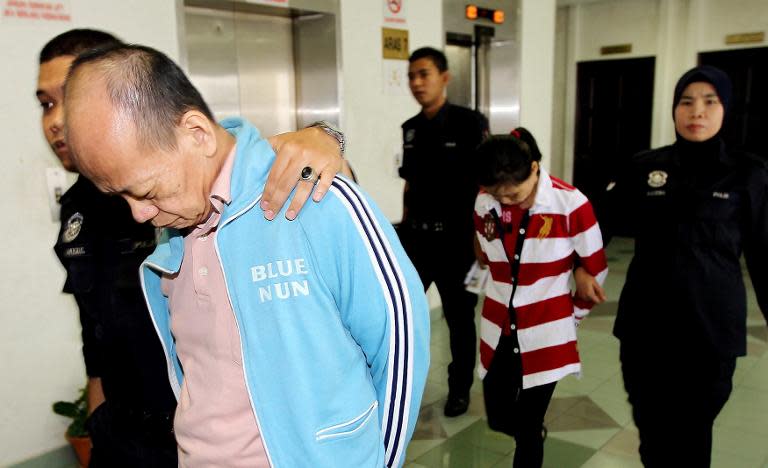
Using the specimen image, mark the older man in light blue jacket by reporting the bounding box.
[64,43,430,468]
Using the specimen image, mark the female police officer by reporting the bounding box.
[601,65,768,467]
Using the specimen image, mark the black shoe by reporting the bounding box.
[444,395,469,417]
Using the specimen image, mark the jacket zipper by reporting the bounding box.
[139,261,182,399]
[215,194,276,468]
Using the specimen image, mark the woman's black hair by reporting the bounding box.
[474,127,542,187]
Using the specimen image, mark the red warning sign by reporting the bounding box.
[2,1,71,22]
[383,0,406,25]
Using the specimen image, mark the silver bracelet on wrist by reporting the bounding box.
[309,120,345,156]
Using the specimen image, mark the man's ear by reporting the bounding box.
[178,111,217,158]
[442,70,452,86]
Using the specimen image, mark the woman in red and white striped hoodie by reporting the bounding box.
[473,128,608,468]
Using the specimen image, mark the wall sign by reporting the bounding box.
[2,0,71,22]
[246,0,288,5]
[383,0,406,25]
[601,44,632,55]
[382,27,409,60]
[382,27,409,96]
[725,32,764,45]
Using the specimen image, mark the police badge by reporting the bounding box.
[405,129,415,143]
[647,170,668,188]
[483,213,497,241]
[62,212,84,243]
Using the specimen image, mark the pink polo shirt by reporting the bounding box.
[162,146,269,467]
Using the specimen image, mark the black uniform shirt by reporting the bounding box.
[400,102,488,229]
[54,176,176,413]
[603,141,768,356]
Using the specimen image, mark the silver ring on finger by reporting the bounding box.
[299,166,319,184]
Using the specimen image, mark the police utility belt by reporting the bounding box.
[111,405,175,439]
[405,219,446,232]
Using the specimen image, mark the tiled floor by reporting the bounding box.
[405,237,768,468]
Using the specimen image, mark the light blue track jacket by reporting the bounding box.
[139,118,430,467]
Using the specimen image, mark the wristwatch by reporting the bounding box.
[310,120,345,156]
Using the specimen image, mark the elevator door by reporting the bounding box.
[446,32,519,134]
[184,3,339,139]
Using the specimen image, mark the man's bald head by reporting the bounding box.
[65,44,215,152]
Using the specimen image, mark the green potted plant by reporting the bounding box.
[52,386,91,467]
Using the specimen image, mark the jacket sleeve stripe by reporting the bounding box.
[329,178,413,467]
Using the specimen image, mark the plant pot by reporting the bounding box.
[65,434,92,468]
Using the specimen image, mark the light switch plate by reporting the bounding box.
[45,167,67,222]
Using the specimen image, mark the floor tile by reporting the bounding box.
[548,428,621,450]
[448,420,515,455]
[710,449,764,468]
[489,437,595,468]
[581,451,643,468]
[600,427,640,458]
[412,438,507,468]
[542,438,597,468]
[712,425,768,460]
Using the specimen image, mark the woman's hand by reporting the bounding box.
[574,266,606,304]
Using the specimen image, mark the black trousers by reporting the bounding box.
[399,226,477,397]
[87,401,177,468]
[620,341,736,468]
[483,335,556,468]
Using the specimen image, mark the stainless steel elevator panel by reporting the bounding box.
[182,1,339,138]
[488,39,519,134]
[446,44,473,109]
[235,13,296,137]
[294,14,339,128]
[185,7,241,120]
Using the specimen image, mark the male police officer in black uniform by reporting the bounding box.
[399,47,488,417]
[39,29,178,467]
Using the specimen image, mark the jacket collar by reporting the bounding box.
[144,117,274,274]
[530,167,555,213]
[220,117,275,219]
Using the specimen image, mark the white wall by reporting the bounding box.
[338,0,443,222]
[520,0,556,170]
[0,2,180,465]
[553,0,768,181]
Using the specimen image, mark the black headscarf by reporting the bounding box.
[672,65,733,184]
[672,65,732,135]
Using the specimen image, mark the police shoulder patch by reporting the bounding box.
[62,212,84,243]
[405,129,416,143]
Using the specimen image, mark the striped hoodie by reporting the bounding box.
[474,168,607,389]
